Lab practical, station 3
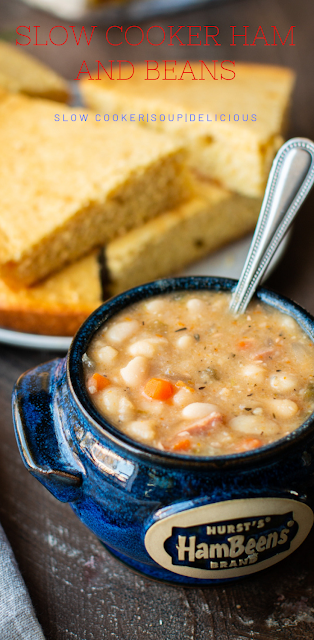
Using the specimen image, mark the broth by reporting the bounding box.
[83,291,314,456]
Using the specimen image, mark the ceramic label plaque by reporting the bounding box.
[145,498,313,579]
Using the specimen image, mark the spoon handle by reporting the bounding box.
[229,137,314,314]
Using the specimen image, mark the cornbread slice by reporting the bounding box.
[0,40,69,102]
[0,179,260,335]
[0,92,189,288]
[106,179,261,295]
[0,252,102,336]
[81,62,295,198]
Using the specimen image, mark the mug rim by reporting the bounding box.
[67,276,314,469]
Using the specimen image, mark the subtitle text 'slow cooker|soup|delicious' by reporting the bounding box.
[12,277,314,585]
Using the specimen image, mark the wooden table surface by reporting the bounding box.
[1,0,314,638]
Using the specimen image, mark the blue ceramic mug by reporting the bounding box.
[12,277,314,584]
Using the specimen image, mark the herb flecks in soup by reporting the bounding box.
[83,292,314,456]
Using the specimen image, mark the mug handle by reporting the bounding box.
[12,359,85,503]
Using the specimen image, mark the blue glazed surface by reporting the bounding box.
[12,277,314,584]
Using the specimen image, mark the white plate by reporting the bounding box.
[181,231,290,278]
[0,232,290,351]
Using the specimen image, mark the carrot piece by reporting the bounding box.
[237,339,254,349]
[144,378,174,400]
[234,438,263,453]
[87,373,110,393]
[171,438,192,452]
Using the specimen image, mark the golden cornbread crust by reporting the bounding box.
[0,40,69,102]
[81,62,295,198]
[0,253,102,335]
[0,92,189,288]
[0,305,95,337]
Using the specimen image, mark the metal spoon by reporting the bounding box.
[229,137,314,314]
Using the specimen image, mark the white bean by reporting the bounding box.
[106,320,139,344]
[125,419,156,442]
[93,345,118,365]
[241,364,265,384]
[120,356,149,387]
[173,387,196,408]
[98,387,123,416]
[176,335,194,349]
[267,399,299,419]
[280,315,298,332]
[186,298,206,314]
[230,415,278,435]
[145,299,165,314]
[128,339,156,358]
[182,402,219,420]
[87,381,97,395]
[128,337,167,358]
[138,398,164,416]
[270,373,297,393]
[118,397,135,422]
[219,387,230,397]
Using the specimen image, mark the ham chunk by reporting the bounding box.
[177,411,224,436]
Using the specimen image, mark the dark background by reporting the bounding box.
[1,0,314,638]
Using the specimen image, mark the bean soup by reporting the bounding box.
[83,292,314,456]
